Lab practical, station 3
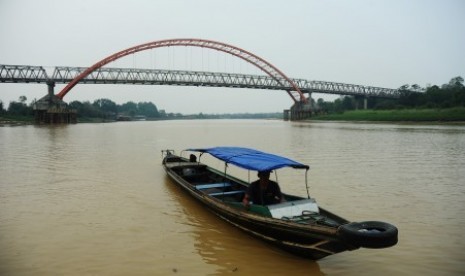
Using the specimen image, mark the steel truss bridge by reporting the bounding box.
[0,64,401,99]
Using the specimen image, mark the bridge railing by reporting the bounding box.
[1,64,404,99]
[0,64,49,83]
[50,66,285,86]
[293,79,403,98]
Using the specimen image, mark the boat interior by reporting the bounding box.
[164,156,342,227]
[168,161,246,200]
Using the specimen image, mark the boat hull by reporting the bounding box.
[163,163,353,259]
[161,150,397,259]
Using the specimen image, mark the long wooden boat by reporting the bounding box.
[162,147,397,260]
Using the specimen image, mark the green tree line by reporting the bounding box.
[2,76,464,118]
[68,99,161,119]
[316,76,464,113]
[0,95,32,116]
[0,98,163,120]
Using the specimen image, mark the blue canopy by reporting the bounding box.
[187,147,309,172]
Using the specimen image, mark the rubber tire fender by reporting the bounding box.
[338,221,398,249]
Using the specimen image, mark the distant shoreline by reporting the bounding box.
[2,107,465,126]
[308,107,465,123]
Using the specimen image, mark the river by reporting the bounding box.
[1,120,464,275]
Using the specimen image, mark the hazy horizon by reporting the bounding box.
[1,0,464,113]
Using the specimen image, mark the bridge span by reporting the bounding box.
[1,38,412,123]
[0,64,401,99]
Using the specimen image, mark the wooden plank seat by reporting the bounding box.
[195,183,232,190]
[166,162,207,169]
[209,190,245,196]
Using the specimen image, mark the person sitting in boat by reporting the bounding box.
[242,170,283,207]
[189,154,197,162]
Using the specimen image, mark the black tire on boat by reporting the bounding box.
[338,221,398,249]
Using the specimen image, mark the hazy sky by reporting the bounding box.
[1,0,464,113]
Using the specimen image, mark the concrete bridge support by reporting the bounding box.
[355,96,369,110]
[287,101,313,121]
[33,82,77,124]
[47,81,55,96]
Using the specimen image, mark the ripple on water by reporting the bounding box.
[1,121,465,275]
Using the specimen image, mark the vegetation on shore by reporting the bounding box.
[0,114,34,125]
[308,76,465,122]
[1,76,464,124]
[314,76,464,114]
[0,97,284,125]
[310,107,465,122]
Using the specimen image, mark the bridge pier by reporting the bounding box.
[354,96,369,110]
[33,83,77,124]
[287,101,313,121]
[47,80,55,96]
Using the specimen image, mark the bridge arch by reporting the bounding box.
[56,38,307,103]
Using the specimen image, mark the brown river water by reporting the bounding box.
[1,120,464,275]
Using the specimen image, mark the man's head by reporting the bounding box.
[257,170,271,179]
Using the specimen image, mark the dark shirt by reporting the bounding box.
[246,180,282,205]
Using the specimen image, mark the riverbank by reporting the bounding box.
[2,107,465,125]
[0,115,117,126]
[310,107,465,122]
[0,115,33,126]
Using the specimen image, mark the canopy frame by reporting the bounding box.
[187,147,311,198]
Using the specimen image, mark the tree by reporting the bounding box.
[447,76,465,106]
[426,85,453,108]
[0,100,4,114]
[448,76,464,88]
[341,96,355,110]
[333,98,343,113]
[69,100,83,110]
[8,97,32,116]
[137,101,159,118]
[316,98,339,113]
[399,84,410,91]
[93,98,117,114]
[398,90,425,107]
[118,101,138,116]
[411,84,422,92]
[19,95,27,104]
[69,100,101,118]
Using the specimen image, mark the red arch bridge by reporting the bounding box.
[0,38,406,122]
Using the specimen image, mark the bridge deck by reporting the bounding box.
[0,64,404,98]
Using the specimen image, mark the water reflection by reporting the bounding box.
[163,176,323,275]
[2,120,464,275]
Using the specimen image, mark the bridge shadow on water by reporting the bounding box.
[162,176,323,275]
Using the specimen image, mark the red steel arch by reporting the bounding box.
[57,38,307,103]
